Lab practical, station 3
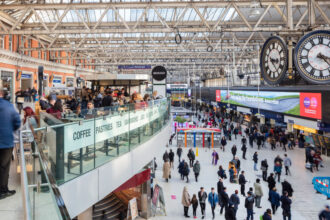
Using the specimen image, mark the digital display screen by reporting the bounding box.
[217,90,322,120]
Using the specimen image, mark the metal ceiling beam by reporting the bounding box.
[0,1,328,10]
[0,27,312,35]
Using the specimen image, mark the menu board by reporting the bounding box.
[312,134,321,147]
[318,135,326,149]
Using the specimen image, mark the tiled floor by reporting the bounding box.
[152,131,330,220]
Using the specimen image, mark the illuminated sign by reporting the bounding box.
[300,93,322,120]
[293,124,317,134]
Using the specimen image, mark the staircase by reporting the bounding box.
[92,194,127,220]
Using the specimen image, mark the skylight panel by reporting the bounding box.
[224,8,235,21]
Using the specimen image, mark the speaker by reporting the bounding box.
[38,66,44,80]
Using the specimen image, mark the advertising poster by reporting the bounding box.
[216,90,221,102]
[220,90,300,115]
[300,93,322,119]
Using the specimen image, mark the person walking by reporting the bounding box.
[257,135,262,150]
[281,179,294,197]
[241,143,247,160]
[242,136,247,145]
[220,187,229,215]
[249,133,254,148]
[245,191,255,220]
[217,178,224,203]
[229,190,240,216]
[169,149,175,168]
[163,150,169,162]
[229,166,234,183]
[0,84,21,200]
[262,209,272,220]
[261,159,269,181]
[212,150,219,165]
[182,162,190,183]
[193,160,200,182]
[182,186,191,218]
[217,166,227,179]
[267,173,276,191]
[269,187,280,214]
[274,162,282,183]
[208,187,219,219]
[254,178,263,208]
[281,191,292,220]
[198,187,207,219]
[319,205,330,220]
[191,194,199,219]
[187,149,195,167]
[239,171,247,197]
[221,136,227,152]
[282,154,291,176]
[225,203,236,220]
[178,159,185,180]
[162,159,171,182]
[231,145,237,159]
[177,146,183,162]
[253,152,258,171]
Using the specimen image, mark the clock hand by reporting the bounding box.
[317,53,330,65]
[270,57,279,64]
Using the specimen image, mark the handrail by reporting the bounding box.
[19,130,32,220]
[36,139,71,219]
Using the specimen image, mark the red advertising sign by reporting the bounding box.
[300,93,322,119]
[216,90,221,102]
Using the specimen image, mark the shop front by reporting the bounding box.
[20,72,33,91]
[0,70,14,102]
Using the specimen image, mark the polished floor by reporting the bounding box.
[152,130,329,220]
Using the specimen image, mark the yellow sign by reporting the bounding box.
[293,124,317,134]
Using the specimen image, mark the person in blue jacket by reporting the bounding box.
[0,84,21,200]
[208,187,219,219]
[269,187,280,215]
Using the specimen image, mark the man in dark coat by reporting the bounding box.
[239,171,247,196]
[241,144,247,160]
[281,179,294,197]
[267,173,276,191]
[217,178,224,204]
[0,86,21,199]
[280,191,292,220]
[220,187,229,215]
[102,90,114,107]
[168,149,175,168]
[177,146,183,162]
[231,145,237,159]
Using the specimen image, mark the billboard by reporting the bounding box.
[300,93,322,119]
[218,90,322,119]
[216,90,221,102]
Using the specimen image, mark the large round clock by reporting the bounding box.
[260,36,288,85]
[294,30,330,84]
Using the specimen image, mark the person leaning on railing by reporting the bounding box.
[0,81,21,200]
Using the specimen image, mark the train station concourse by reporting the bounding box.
[0,1,329,220]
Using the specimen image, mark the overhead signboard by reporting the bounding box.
[118,65,151,70]
[152,66,167,81]
[218,90,322,120]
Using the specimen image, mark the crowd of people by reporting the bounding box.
[158,106,328,220]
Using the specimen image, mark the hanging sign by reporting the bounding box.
[152,66,167,81]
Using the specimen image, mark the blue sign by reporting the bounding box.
[53,79,61,83]
[118,65,151,70]
[21,74,31,79]
[312,177,330,198]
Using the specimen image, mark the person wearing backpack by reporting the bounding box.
[193,161,201,182]
[245,191,255,220]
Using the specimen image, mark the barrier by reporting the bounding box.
[312,177,330,199]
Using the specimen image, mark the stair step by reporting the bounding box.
[93,200,120,213]
[94,195,117,208]
[93,203,123,219]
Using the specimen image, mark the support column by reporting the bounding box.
[287,0,293,30]
[308,0,315,27]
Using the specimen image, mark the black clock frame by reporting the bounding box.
[294,30,330,85]
[260,36,288,85]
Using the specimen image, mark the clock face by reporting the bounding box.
[260,36,288,85]
[295,30,330,84]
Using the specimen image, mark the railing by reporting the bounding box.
[19,130,70,220]
[19,98,171,219]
